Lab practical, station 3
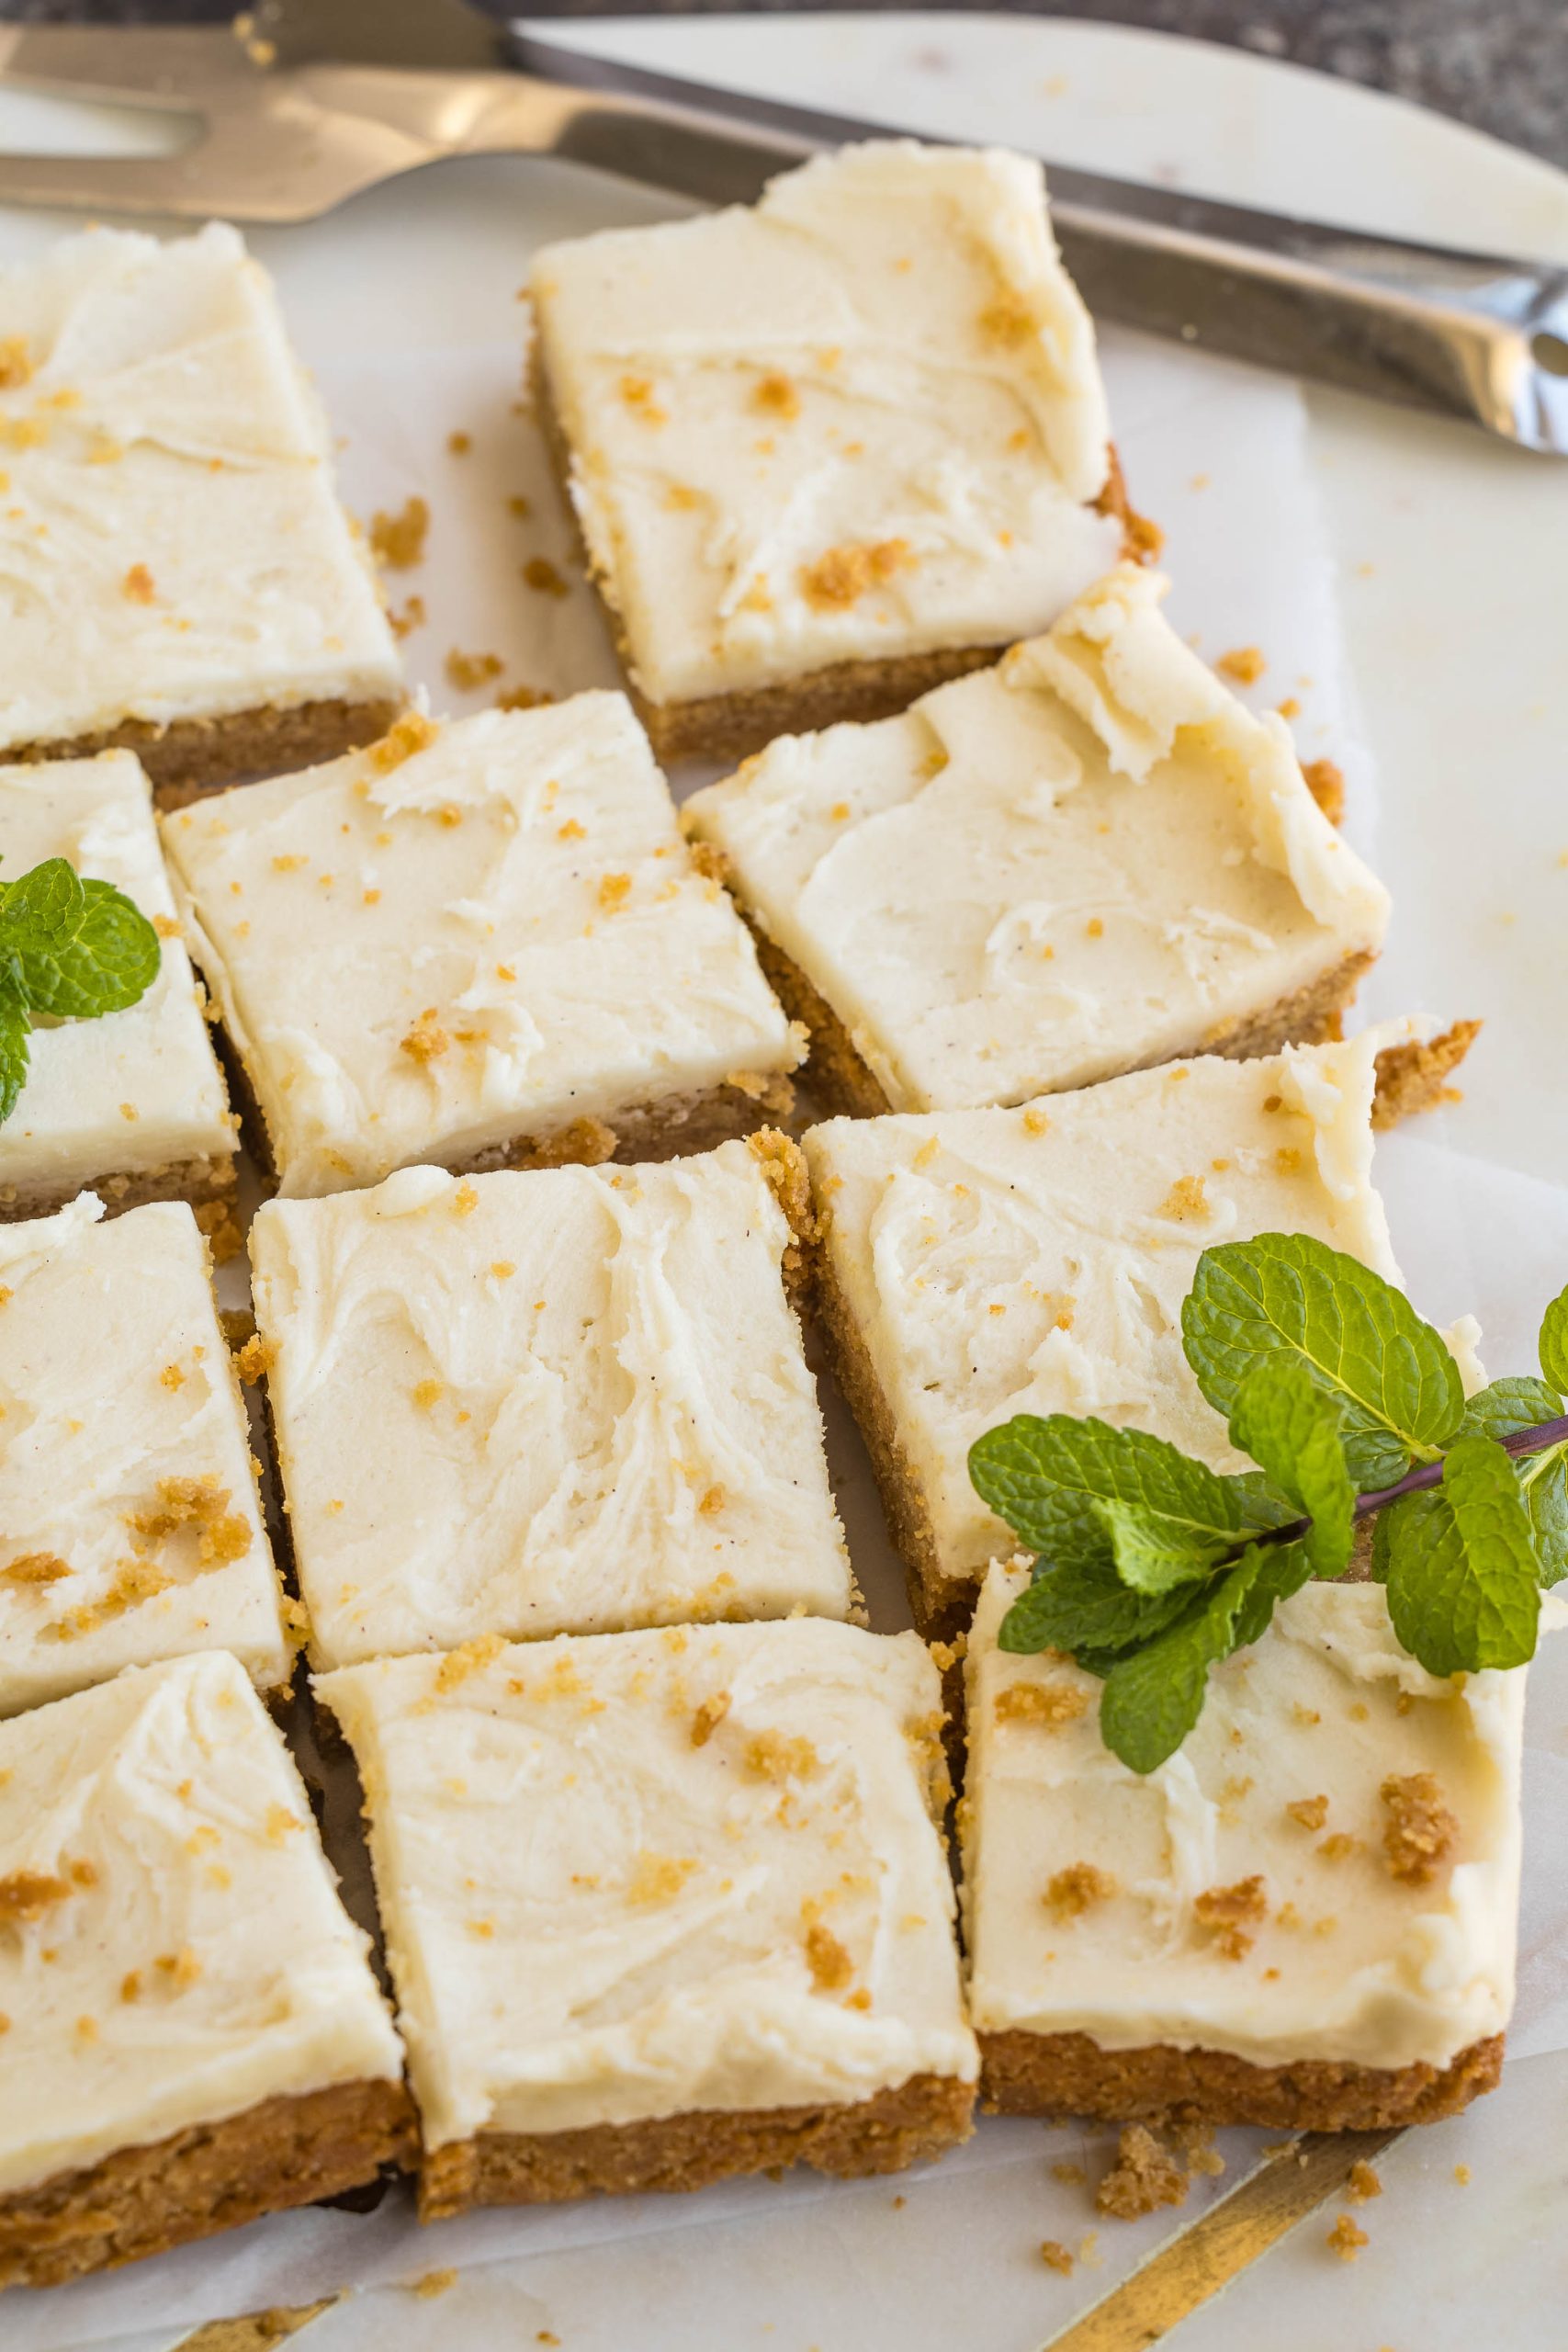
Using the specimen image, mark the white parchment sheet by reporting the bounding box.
[5,156,1566,2352]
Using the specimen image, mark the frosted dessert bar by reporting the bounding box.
[802,1033,1433,1634]
[962,1561,1522,2129]
[318,1617,976,2217]
[529,142,1147,763]
[684,565,1390,1116]
[0,225,402,802]
[0,1651,411,2288]
[0,1194,289,1719]
[249,1136,852,1667]
[162,696,803,1198]
[0,753,236,1225]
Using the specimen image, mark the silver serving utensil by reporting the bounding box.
[0,0,1564,453]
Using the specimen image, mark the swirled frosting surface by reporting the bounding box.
[963,1562,1536,2073]
[0,1649,402,2197]
[164,696,800,1197]
[320,1618,975,2148]
[0,1194,287,1717]
[531,142,1120,704]
[686,564,1390,1113]
[251,1144,852,1667]
[0,223,400,749]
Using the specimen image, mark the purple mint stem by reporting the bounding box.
[1269,1409,1568,1549]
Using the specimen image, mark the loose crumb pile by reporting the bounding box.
[1095,2124,1189,2220]
[1325,2213,1369,2262]
[370,495,430,569]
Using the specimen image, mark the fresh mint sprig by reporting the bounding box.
[971,1232,1568,1775]
[0,858,161,1121]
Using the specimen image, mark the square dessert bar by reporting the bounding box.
[0,753,236,1225]
[803,1033,1427,1636]
[0,224,402,804]
[250,1136,852,1668]
[530,142,1144,763]
[0,1193,289,1718]
[0,1650,411,2290]
[318,1616,976,2217]
[162,695,803,1198]
[684,564,1390,1117]
[962,1561,1519,2130]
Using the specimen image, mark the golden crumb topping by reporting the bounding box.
[689,1690,731,1747]
[626,1852,698,1905]
[798,538,911,611]
[368,707,439,775]
[0,334,33,390]
[751,372,801,420]
[400,1006,450,1064]
[1325,2213,1368,2262]
[804,1920,854,1992]
[1216,644,1266,684]
[995,1680,1089,1730]
[1043,1862,1117,1919]
[121,563,156,605]
[1285,1794,1329,1832]
[1380,1771,1458,1886]
[1,1552,72,1588]
[1193,1874,1268,1961]
[744,1730,820,1782]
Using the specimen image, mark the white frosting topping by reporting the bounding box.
[0,1195,288,1716]
[685,565,1390,1113]
[805,1035,1411,1604]
[963,1563,1528,2073]
[531,142,1120,704]
[250,1142,853,1668]
[0,223,401,749]
[0,754,234,1193]
[318,1618,976,2147]
[0,1649,403,2198]
[162,697,801,1197]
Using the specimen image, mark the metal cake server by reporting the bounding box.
[0,0,1563,453]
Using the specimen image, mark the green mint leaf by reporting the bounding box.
[1461,1375,1563,1442]
[0,976,31,1125]
[1231,1470,1300,1532]
[1382,1432,1541,1676]
[6,874,160,1018]
[1227,1358,1354,1577]
[1181,1232,1463,1488]
[970,1414,1243,1571]
[0,856,85,951]
[1456,1380,1568,1587]
[1097,1542,1295,1774]
[1520,1443,1568,1589]
[1229,1536,1314,1649]
[1089,1498,1228,1595]
[1540,1286,1568,1394]
[998,1553,1199,1660]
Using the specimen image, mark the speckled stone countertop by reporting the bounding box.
[1,0,1562,168]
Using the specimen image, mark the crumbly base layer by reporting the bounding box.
[749,899,1374,1123]
[0,1149,237,1227]
[529,338,1156,766]
[209,1003,795,1197]
[0,2074,416,2290]
[807,1221,960,1640]
[5,696,404,808]
[977,2029,1504,2132]
[418,2071,976,2222]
